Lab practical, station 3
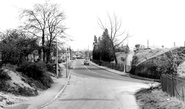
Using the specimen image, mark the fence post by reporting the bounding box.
[160,75,163,91]
[167,74,169,95]
[172,74,174,97]
[182,86,184,101]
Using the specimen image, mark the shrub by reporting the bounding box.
[131,47,185,79]
[46,63,56,74]
[16,61,46,80]
[0,69,11,91]
[16,61,53,89]
[0,69,11,80]
[40,74,53,88]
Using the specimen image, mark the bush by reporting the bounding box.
[46,63,56,74]
[40,75,53,88]
[17,87,37,96]
[16,61,46,80]
[0,69,11,91]
[0,69,11,80]
[131,59,161,79]
[131,47,185,79]
[16,61,53,89]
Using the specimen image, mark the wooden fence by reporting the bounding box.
[161,74,185,101]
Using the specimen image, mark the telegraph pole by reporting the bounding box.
[56,37,58,77]
[66,47,68,78]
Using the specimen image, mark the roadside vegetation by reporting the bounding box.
[135,85,185,109]
[131,47,185,79]
[0,1,69,107]
[132,47,185,108]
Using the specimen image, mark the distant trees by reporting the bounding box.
[116,44,130,53]
[20,1,66,63]
[98,13,131,64]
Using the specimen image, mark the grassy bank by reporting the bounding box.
[135,85,185,109]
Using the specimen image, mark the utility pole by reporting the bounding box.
[56,37,58,77]
[66,47,68,78]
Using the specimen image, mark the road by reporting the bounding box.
[43,59,149,109]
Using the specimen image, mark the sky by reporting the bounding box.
[0,0,185,50]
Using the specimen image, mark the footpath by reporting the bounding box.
[4,62,73,109]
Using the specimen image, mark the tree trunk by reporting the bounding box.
[42,30,45,62]
[111,41,118,64]
[46,47,51,63]
[113,47,118,64]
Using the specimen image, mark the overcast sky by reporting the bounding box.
[0,0,185,50]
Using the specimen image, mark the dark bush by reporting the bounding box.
[0,69,11,80]
[131,59,161,79]
[16,61,46,80]
[16,61,53,89]
[40,74,53,88]
[0,69,10,91]
[16,86,38,96]
[46,63,56,74]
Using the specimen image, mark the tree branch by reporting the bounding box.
[97,17,106,30]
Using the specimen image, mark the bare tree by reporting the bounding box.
[45,3,66,62]
[20,1,66,62]
[20,3,47,61]
[98,13,131,64]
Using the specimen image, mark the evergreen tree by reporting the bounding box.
[92,35,99,60]
[100,29,114,62]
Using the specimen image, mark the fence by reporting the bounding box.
[161,74,185,101]
[91,59,125,72]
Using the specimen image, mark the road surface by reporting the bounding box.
[43,59,149,109]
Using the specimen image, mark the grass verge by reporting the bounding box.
[135,85,185,109]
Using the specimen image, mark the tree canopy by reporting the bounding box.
[93,29,114,62]
[0,29,39,65]
[98,13,131,64]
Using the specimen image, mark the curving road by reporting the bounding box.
[43,59,149,109]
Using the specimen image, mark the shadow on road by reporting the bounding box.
[59,98,114,101]
[73,67,102,71]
